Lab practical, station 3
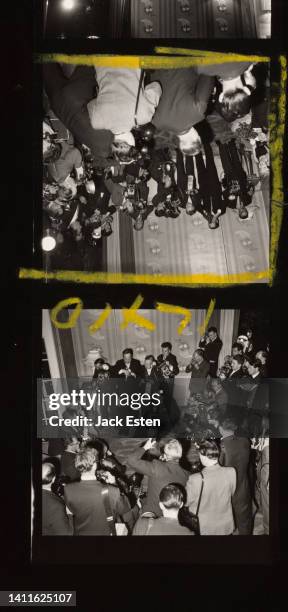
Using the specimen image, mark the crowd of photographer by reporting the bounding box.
[42,324,269,537]
[42,435,269,537]
[42,62,269,266]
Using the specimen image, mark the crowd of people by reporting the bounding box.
[42,61,269,266]
[42,325,270,537]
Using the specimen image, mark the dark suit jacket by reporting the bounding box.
[140,365,162,394]
[157,353,179,377]
[152,68,214,134]
[42,490,72,536]
[229,369,244,379]
[43,63,114,166]
[199,337,223,377]
[64,479,131,536]
[112,358,143,378]
[197,62,252,80]
[220,436,252,535]
[60,451,81,483]
[80,178,112,216]
[186,359,210,395]
[127,446,189,517]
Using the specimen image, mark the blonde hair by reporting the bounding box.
[164,439,182,460]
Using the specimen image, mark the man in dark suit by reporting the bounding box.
[219,418,253,535]
[225,355,246,425]
[42,462,72,536]
[157,342,179,379]
[127,438,189,518]
[199,327,223,378]
[196,62,257,123]
[157,343,180,417]
[64,447,132,536]
[112,348,142,380]
[186,349,210,396]
[228,355,245,379]
[140,355,162,394]
[147,484,193,536]
[247,359,262,385]
[151,68,214,151]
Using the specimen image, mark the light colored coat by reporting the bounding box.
[186,464,236,535]
[87,68,161,134]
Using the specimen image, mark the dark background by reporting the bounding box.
[2,0,288,608]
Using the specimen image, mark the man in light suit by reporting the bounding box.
[186,440,236,535]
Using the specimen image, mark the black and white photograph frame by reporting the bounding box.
[40,307,270,541]
[42,0,272,40]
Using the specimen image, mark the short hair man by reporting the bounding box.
[197,62,257,122]
[64,447,131,535]
[147,484,193,536]
[186,440,236,535]
[247,359,262,381]
[157,343,180,407]
[232,342,244,357]
[112,348,142,379]
[229,354,245,378]
[199,327,223,378]
[157,342,179,378]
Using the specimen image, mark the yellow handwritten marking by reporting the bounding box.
[39,54,141,69]
[155,47,270,63]
[270,55,287,283]
[198,299,216,337]
[156,303,192,334]
[38,52,269,69]
[32,53,284,286]
[120,295,156,331]
[19,268,269,286]
[50,298,83,329]
[89,304,112,333]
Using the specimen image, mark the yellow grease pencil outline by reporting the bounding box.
[19,268,269,286]
[25,50,285,287]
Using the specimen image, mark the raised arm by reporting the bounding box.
[127,440,157,477]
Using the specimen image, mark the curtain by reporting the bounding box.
[70,307,205,370]
[109,0,131,37]
[219,309,237,367]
